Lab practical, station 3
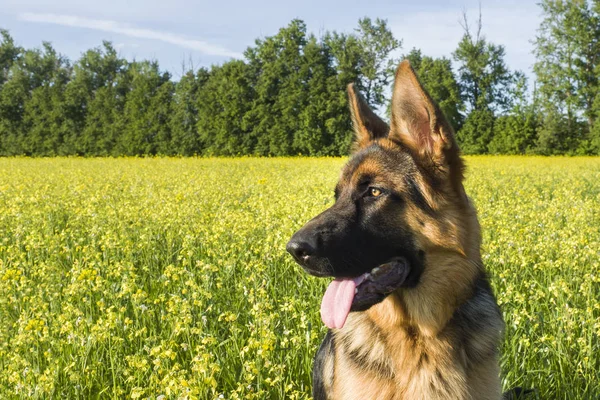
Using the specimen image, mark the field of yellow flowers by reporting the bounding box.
[0,157,599,399]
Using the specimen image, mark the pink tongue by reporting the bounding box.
[320,275,367,329]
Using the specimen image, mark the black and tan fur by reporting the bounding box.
[287,60,512,399]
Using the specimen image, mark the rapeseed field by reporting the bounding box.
[0,157,598,399]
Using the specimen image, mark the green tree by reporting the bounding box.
[457,109,495,154]
[0,30,21,87]
[70,42,129,155]
[20,43,72,156]
[353,17,401,108]
[534,0,600,154]
[489,74,538,154]
[82,85,124,155]
[453,11,517,154]
[170,68,209,155]
[323,31,361,87]
[152,80,175,155]
[592,86,600,153]
[117,61,172,155]
[322,19,401,153]
[293,35,351,155]
[0,31,26,155]
[535,105,571,154]
[322,31,363,154]
[197,61,255,155]
[592,0,600,153]
[244,20,309,155]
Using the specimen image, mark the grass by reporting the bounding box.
[0,156,599,399]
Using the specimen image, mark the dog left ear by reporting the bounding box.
[388,60,463,181]
[348,83,389,151]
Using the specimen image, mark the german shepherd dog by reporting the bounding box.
[286,60,522,399]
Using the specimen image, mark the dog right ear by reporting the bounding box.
[347,83,389,151]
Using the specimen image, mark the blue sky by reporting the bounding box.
[1,0,541,81]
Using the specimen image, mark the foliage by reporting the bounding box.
[2,4,600,155]
[453,13,516,115]
[534,0,600,153]
[452,11,520,154]
[488,74,539,154]
[170,69,208,156]
[75,42,129,156]
[0,29,21,87]
[116,61,173,156]
[352,17,401,108]
[0,18,400,157]
[197,60,254,156]
[457,107,496,154]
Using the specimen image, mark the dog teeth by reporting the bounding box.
[355,288,358,294]
[372,267,380,274]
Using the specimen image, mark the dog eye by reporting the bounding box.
[367,187,383,197]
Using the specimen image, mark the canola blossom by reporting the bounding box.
[0,157,599,399]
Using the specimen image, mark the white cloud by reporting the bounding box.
[114,43,140,50]
[18,12,243,58]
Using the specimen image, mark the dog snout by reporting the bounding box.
[286,233,318,263]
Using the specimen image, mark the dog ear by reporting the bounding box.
[347,83,389,151]
[388,60,463,182]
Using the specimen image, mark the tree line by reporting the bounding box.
[1,0,600,157]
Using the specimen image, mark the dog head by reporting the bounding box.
[287,60,479,328]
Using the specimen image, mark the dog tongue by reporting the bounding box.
[320,275,367,329]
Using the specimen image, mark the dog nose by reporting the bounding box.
[286,237,316,262]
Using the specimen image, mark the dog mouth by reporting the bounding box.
[320,257,410,329]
